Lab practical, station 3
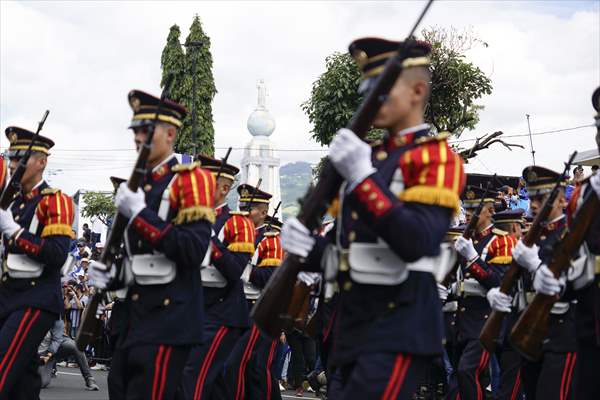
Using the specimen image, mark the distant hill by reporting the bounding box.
[280,161,313,220]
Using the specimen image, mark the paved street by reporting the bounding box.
[40,367,318,400]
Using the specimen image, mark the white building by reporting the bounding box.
[240,80,281,213]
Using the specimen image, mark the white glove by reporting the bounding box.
[533,264,565,296]
[96,302,106,318]
[512,240,541,272]
[591,173,600,199]
[281,217,315,258]
[328,128,376,191]
[298,272,320,286]
[0,208,21,237]
[88,260,115,290]
[115,183,146,220]
[437,283,448,301]
[454,236,478,262]
[486,287,513,312]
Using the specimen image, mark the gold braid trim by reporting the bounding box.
[258,258,282,267]
[41,223,75,239]
[227,242,255,254]
[399,186,460,211]
[488,256,513,265]
[173,205,216,225]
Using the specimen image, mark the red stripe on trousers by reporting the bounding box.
[194,327,228,400]
[381,354,404,400]
[389,354,411,399]
[158,346,172,400]
[560,352,572,400]
[0,308,31,374]
[564,353,576,399]
[381,354,412,400]
[236,326,260,400]
[152,345,165,400]
[510,369,521,400]
[266,339,277,400]
[475,350,489,400]
[0,308,40,391]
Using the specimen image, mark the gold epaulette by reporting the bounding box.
[229,210,249,216]
[41,188,61,195]
[414,132,450,145]
[171,162,201,173]
[492,228,509,236]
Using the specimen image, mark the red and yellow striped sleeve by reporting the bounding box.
[36,191,75,238]
[398,137,466,211]
[257,233,283,267]
[487,234,517,264]
[169,166,216,225]
[223,214,255,253]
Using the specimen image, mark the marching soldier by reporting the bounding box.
[451,186,499,400]
[0,128,75,399]
[221,183,279,400]
[509,166,577,400]
[483,209,525,400]
[566,163,600,399]
[88,90,215,399]
[281,37,466,399]
[245,214,284,400]
[178,155,255,400]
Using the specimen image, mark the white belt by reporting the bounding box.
[347,241,456,286]
[461,279,487,297]
[241,264,260,299]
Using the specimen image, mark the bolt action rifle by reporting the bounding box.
[214,147,232,183]
[479,152,577,353]
[251,0,436,339]
[76,75,175,350]
[509,88,600,360]
[0,110,50,210]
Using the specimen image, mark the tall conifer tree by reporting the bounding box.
[160,17,216,156]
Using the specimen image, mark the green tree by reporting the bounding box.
[302,27,493,146]
[81,191,116,226]
[160,16,216,156]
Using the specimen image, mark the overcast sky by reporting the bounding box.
[1,0,599,195]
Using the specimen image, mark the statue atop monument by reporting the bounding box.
[247,79,276,137]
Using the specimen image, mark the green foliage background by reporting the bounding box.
[161,16,216,156]
[81,191,116,226]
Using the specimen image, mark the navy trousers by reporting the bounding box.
[178,324,242,400]
[0,307,56,400]
[521,351,576,400]
[328,351,430,400]
[108,343,190,400]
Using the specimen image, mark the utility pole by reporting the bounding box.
[526,114,536,165]
[185,40,203,159]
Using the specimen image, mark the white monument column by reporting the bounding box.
[241,80,281,213]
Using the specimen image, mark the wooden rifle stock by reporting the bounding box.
[76,76,175,350]
[251,0,435,339]
[282,281,312,333]
[479,153,577,352]
[0,110,50,210]
[509,191,599,360]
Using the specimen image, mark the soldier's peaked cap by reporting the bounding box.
[265,215,283,231]
[522,165,567,196]
[237,183,272,205]
[196,154,239,182]
[493,208,525,225]
[461,185,497,209]
[5,126,55,158]
[128,90,187,129]
[349,37,431,80]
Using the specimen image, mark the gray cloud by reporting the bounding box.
[1,0,598,194]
